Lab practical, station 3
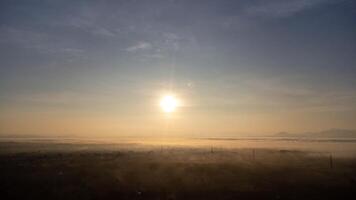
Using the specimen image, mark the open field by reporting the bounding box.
[1,138,356,200]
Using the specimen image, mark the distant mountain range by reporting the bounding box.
[274,129,356,138]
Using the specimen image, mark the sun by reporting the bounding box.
[160,95,178,113]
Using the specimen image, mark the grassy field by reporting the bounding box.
[0,139,355,200]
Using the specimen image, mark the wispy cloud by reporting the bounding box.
[125,41,152,52]
[91,27,116,37]
[245,0,331,18]
[0,26,86,59]
[163,32,180,51]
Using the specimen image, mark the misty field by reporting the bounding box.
[0,139,355,200]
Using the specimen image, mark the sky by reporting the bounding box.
[0,0,355,137]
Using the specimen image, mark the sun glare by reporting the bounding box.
[160,95,178,113]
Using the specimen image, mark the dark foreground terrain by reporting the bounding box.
[0,141,355,200]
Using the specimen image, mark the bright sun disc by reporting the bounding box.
[160,95,178,113]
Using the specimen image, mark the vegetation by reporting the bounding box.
[1,141,355,199]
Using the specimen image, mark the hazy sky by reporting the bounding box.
[0,0,355,137]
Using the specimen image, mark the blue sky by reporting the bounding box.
[0,0,355,136]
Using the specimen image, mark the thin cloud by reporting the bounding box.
[245,0,331,18]
[91,27,116,37]
[125,41,152,52]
